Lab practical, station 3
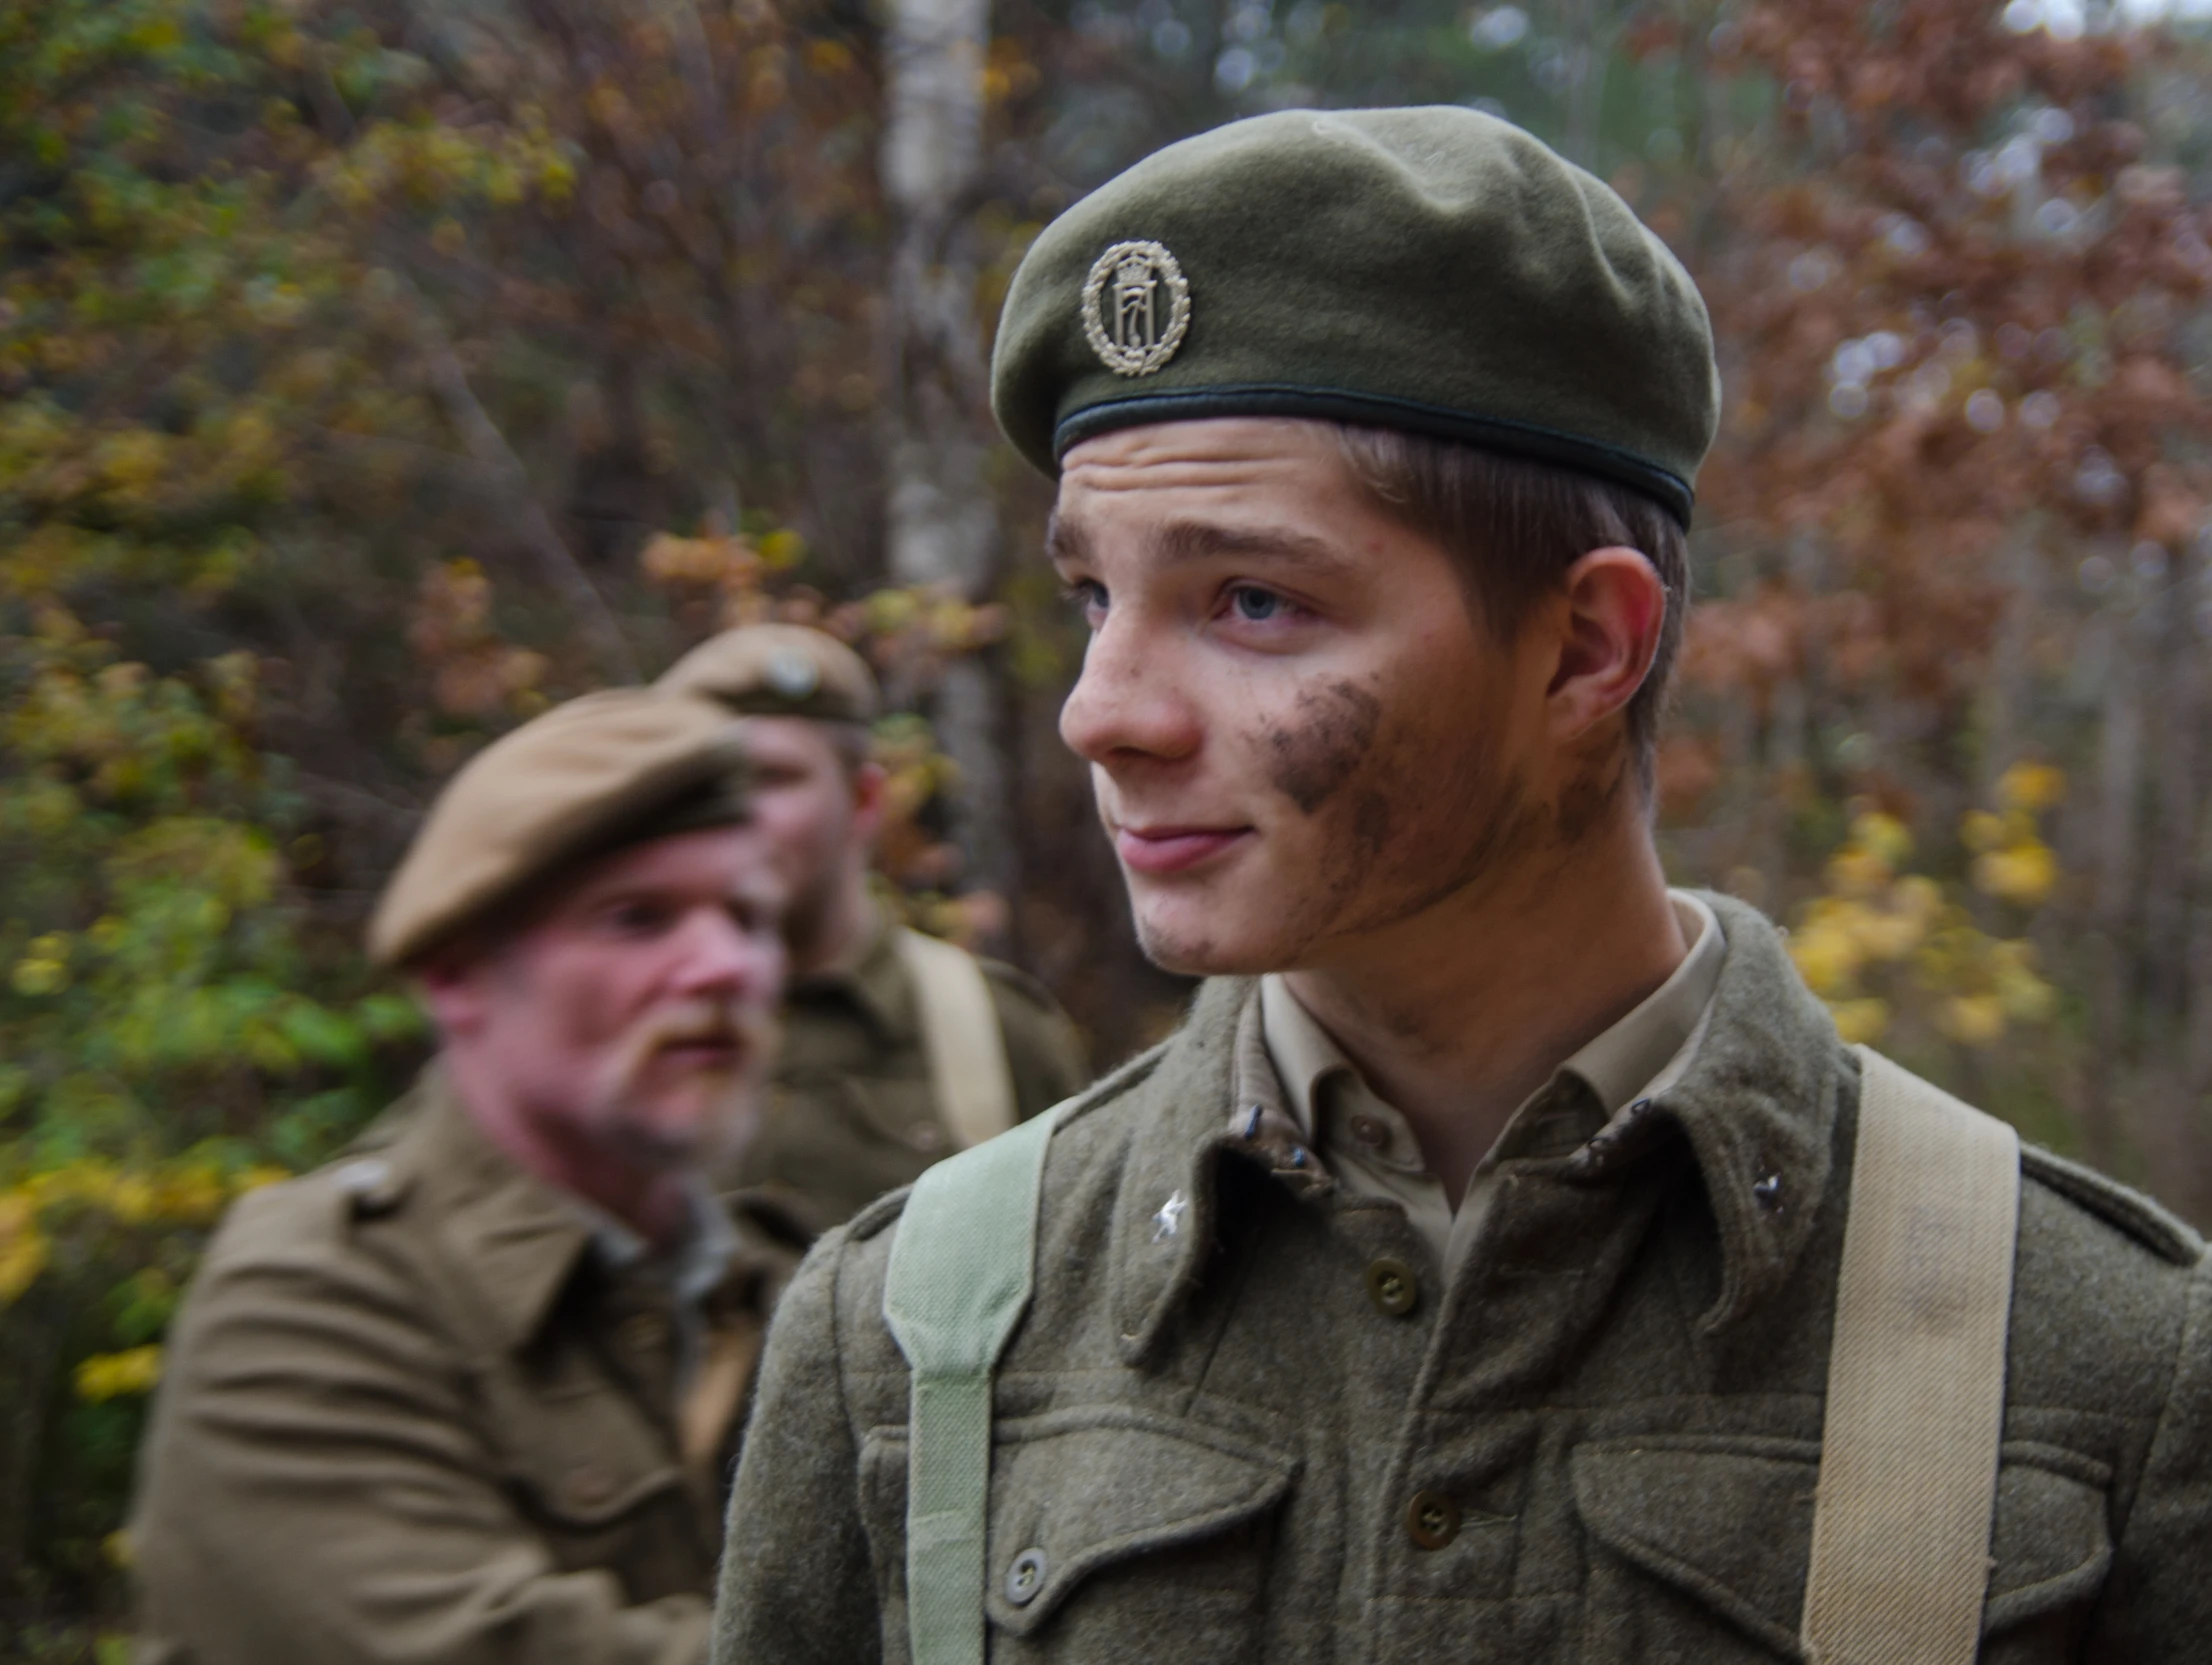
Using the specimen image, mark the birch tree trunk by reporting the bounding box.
[2084,596,2148,1169]
[880,0,1015,908]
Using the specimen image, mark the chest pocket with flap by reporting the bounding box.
[861,1405,1295,1663]
[1569,1435,2112,1664]
[487,1365,703,1600]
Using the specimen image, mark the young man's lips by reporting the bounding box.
[1113,825,1252,874]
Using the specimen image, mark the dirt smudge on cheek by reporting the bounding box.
[1259,678,1384,814]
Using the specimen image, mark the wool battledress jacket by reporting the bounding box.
[734,909,1090,1232]
[131,1071,803,1665]
[711,897,2212,1664]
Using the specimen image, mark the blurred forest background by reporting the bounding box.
[8,0,2212,1649]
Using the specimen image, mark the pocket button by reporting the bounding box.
[1406,1489,1460,1550]
[1005,1547,1048,1605]
[1365,1257,1419,1317]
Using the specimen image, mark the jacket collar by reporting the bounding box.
[785,898,913,1041]
[1107,893,1844,1359]
[390,1066,605,1354]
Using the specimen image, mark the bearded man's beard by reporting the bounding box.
[584,998,782,1169]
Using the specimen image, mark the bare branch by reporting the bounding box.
[393,271,641,683]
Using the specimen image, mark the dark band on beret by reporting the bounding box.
[1054,383,1697,527]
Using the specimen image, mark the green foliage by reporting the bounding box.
[0,606,420,1642]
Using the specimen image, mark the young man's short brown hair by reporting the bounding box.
[1328,423,1688,797]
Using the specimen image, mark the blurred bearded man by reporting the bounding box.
[659,624,1087,1230]
[130,688,799,1665]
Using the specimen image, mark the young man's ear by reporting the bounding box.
[1544,546,1667,745]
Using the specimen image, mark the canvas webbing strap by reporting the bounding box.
[881,1103,1062,1665]
[894,928,1018,1150]
[1801,1046,2021,1665]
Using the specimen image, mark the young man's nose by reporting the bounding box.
[1058,614,1203,767]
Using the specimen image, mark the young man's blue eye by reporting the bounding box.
[1232,587,1281,621]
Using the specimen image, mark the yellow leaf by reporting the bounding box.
[1789,918,1863,995]
[1961,810,2008,852]
[1997,761,2067,812]
[75,1345,164,1403]
[1939,993,2008,1047]
[0,1193,50,1304]
[1828,997,1891,1044]
[1973,841,2058,907]
[1851,811,1914,870]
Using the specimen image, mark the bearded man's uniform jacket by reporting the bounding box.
[130,1072,804,1665]
[710,897,2212,1664]
[736,906,1090,1232]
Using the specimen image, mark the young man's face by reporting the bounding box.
[733,715,883,960]
[428,824,788,1171]
[1052,417,1564,976]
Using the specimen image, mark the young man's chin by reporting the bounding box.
[1129,895,1291,980]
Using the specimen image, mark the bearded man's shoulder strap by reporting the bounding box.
[1801,1045,2022,1665]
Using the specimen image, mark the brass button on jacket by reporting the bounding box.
[1365,1256,1419,1317]
[1406,1489,1461,1551]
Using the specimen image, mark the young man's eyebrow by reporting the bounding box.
[1152,518,1353,573]
[1045,511,1354,574]
[1043,510,1092,566]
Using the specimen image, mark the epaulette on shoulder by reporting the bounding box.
[325,1153,413,1220]
[1045,1035,1172,1130]
[2022,1145,2204,1268]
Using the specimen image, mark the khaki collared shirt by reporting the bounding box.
[571,1175,740,1393]
[1259,891,1724,1268]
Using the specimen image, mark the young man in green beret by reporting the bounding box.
[659,623,1088,1231]
[131,688,799,1665]
[713,110,2212,1663]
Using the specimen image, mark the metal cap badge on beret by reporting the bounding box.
[656,623,881,725]
[991,106,1720,524]
[368,688,751,969]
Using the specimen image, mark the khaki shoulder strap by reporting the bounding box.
[893,927,1018,1149]
[881,1103,1063,1665]
[1801,1046,2022,1665]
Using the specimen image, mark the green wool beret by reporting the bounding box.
[991,106,1720,524]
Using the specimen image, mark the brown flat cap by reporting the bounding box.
[369,689,751,968]
[656,623,880,725]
